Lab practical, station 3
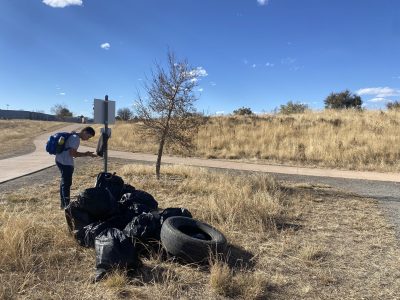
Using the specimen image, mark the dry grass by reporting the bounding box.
[84,109,400,172]
[0,120,65,159]
[0,160,399,299]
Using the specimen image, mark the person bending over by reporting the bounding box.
[56,126,97,209]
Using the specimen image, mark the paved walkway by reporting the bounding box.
[0,124,399,184]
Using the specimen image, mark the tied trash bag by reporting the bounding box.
[121,183,136,195]
[123,208,193,241]
[121,202,152,216]
[77,215,136,248]
[120,190,158,211]
[95,228,139,282]
[65,201,95,233]
[159,208,192,226]
[123,212,161,240]
[95,172,125,201]
[77,187,119,220]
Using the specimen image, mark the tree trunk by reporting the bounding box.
[156,136,166,180]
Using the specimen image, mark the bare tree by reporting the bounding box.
[51,104,73,119]
[135,51,206,179]
[117,107,133,121]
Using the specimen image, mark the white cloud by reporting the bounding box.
[257,0,269,6]
[356,87,400,98]
[368,97,389,103]
[59,92,66,96]
[215,111,225,115]
[265,62,274,67]
[243,59,248,65]
[210,82,217,86]
[100,43,110,50]
[42,0,82,8]
[252,64,257,68]
[281,57,296,65]
[198,88,204,92]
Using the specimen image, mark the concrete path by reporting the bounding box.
[0,124,84,183]
[1,124,399,184]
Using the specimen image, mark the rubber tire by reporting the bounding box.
[160,216,227,263]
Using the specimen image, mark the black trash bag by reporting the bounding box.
[95,172,125,201]
[77,187,118,220]
[65,201,95,233]
[159,208,193,226]
[123,212,161,240]
[77,215,134,248]
[120,190,158,211]
[95,228,139,282]
[121,184,136,195]
[75,221,104,248]
[119,196,152,215]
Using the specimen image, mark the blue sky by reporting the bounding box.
[1,0,400,117]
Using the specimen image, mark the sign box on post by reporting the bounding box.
[93,99,116,124]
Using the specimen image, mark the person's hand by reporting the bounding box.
[86,151,97,158]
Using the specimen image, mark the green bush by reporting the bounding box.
[279,101,308,114]
[324,90,362,109]
[233,107,253,116]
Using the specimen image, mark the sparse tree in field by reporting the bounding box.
[117,107,133,121]
[51,104,73,119]
[386,100,400,111]
[324,90,362,109]
[135,51,205,179]
[279,101,309,114]
[233,106,253,116]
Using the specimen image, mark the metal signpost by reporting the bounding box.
[94,95,115,173]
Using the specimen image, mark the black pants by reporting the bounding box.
[56,162,74,208]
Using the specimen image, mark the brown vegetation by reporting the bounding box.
[0,120,65,160]
[0,161,399,299]
[85,109,400,172]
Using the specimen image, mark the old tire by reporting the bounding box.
[160,216,227,263]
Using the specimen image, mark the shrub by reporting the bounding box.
[233,107,253,116]
[324,90,362,109]
[279,101,308,114]
[386,101,400,111]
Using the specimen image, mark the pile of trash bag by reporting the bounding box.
[65,172,192,282]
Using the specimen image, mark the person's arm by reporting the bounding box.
[69,148,97,158]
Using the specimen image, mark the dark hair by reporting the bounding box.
[81,126,95,137]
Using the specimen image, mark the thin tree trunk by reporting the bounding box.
[156,135,166,180]
[156,107,173,179]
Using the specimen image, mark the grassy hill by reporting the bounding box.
[86,110,400,172]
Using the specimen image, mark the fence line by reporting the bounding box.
[0,109,83,123]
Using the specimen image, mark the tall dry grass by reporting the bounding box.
[86,110,400,172]
[1,161,399,299]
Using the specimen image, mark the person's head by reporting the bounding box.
[80,126,95,141]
